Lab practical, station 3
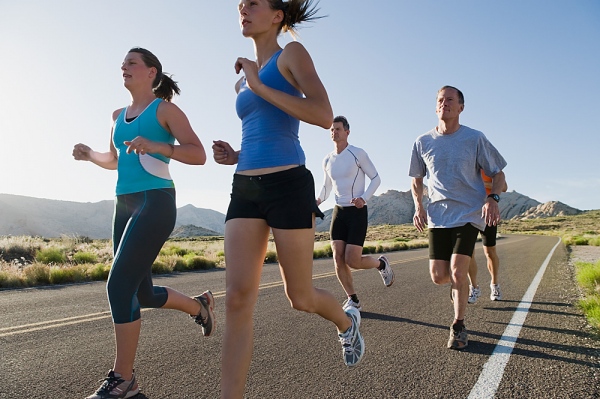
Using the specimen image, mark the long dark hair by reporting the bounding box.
[128,47,180,102]
[268,0,324,37]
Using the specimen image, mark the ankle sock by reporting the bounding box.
[378,259,386,270]
[349,294,359,304]
[452,319,465,332]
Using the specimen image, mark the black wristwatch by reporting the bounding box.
[487,194,500,203]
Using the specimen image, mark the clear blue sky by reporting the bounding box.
[1,1,599,214]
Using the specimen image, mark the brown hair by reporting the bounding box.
[268,0,324,37]
[333,115,350,131]
[128,47,180,102]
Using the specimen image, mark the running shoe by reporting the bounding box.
[447,325,468,350]
[191,290,215,336]
[377,255,395,287]
[86,370,139,399]
[490,284,502,301]
[468,285,481,304]
[343,297,362,312]
[338,306,364,367]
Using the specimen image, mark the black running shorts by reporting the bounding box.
[428,223,480,261]
[329,205,368,246]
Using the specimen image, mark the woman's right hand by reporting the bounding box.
[212,140,238,165]
[72,143,92,161]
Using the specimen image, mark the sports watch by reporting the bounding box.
[487,194,500,202]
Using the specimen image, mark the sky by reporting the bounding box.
[1,1,599,214]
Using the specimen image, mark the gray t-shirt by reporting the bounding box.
[408,125,507,230]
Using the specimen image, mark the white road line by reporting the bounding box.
[467,237,562,399]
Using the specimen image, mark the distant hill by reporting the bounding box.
[0,191,583,238]
[0,194,225,238]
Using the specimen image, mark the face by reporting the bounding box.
[121,52,156,89]
[436,88,464,121]
[330,122,349,142]
[238,0,282,37]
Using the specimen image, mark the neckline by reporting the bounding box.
[124,98,159,124]
[259,49,282,71]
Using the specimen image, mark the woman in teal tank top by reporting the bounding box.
[73,48,215,399]
[213,2,365,397]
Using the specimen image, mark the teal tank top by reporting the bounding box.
[112,98,175,195]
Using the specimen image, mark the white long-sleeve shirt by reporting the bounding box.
[318,144,381,207]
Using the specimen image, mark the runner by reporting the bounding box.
[317,115,394,311]
[212,1,364,397]
[73,47,214,399]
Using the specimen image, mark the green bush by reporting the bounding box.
[36,247,67,264]
[362,246,376,254]
[313,245,333,259]
[172,257,189,272]
[575,261,600,293]
[578,297,600,329]
[23,264,51,285]
[160,245,191,257]
[49,265,87,284]
[152,260,173,274]
[88,263,110,280]
[264,251,278,263]
[186,256,216,270]
[73,251,98,264]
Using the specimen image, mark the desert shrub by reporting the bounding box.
[73,251,98,264]
[160,245,193,257]
[36,247,67,264]
[588,237,600,247]
[264,251,278,263]
[1,243,38,262]
[0,270,25,288]
[186,256,215,270]
[362,246,376,254]
[49,265,87,284]
[88,263,110,281]
[172,257,190,272]
[313,245,333,259]
[23,263,51,285]
[152,260,173,274]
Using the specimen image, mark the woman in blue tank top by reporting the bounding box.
[213,1,365,397]
[73,48,215,399]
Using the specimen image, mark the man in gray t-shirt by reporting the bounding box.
[408,85,507,350]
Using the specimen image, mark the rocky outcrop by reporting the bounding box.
[516,201,581,219]
[499,191,540,219]
[170,224,221,238]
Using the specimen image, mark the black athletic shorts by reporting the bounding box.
[480,224,497,247]
[330,205,368,246]
[428,223,480,261]
[225,165,324,229]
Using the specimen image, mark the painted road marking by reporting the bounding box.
[468,237,562,399]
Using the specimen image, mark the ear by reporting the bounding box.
[459,104,465,113]
[273,9,284,24]
[149,66,157,79]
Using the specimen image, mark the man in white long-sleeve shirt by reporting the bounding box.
[317,116,395,311]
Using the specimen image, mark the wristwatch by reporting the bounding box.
[487,194,500,203]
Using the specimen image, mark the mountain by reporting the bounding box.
[0,190,582,238]
[0,194,225,238]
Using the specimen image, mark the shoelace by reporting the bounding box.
[96,375,123,393]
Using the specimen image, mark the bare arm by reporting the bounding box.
[236,42,333,129]
[125,102,206,165]
[411,177,427,232]
[482,171,506,226]
[72,109,120,170]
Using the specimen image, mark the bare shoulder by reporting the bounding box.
[111,108,124,122]
[157,100,185,117]
[280,41,310,61]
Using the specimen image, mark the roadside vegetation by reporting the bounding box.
[1,210,598,333]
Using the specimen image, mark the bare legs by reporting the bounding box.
[332,241,381,297]
[111,288,201,380]
[430,254,471,320]
[220,218,351,399]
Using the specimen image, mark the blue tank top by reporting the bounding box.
[235,50,305,172]
[112,98,175,195]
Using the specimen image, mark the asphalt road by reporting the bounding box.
[1,234,598,398]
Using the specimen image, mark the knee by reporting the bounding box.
[225,286,256,314]
[286,291,314,313]
[431,273,447,285]
[451,268,468,284]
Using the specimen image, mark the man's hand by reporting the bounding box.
[482,198,501,226]
[413,206,427,232]
[351,197,366,209]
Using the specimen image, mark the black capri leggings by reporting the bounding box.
[107,188,176,324]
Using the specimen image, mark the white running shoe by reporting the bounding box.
[343,297,362,311]
[490,284,502,301]
[377,256,395,287]
[468,285,481,304]
[338,306,364,367]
